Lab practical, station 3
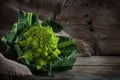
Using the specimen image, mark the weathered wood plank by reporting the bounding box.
[54,72,120,80]
[70,66,120,75]
[74,56,120,66]
[36,56,120,80]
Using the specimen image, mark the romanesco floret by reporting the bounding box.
[19,23,61,69]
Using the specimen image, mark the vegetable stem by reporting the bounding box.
[27,13,33,26]
[57,39,74,48]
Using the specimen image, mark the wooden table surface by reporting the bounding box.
[1,56,120,80]
[36,56,120,80]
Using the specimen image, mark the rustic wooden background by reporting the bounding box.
[0,0,120,56]
[0,0,120,80]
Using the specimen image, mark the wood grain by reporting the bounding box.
[35,56,120,80]
[74,56,120,66]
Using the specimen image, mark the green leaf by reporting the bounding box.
[52,37,78,71]
[18,10,25,20]
[58,36,78,56]
[52,50,77,71]
[32,13,39,25]
[6,23,18,44]
[17,10,39,31]
[42,18,63,33]
[18,50,33,61]
[14,44,23,57]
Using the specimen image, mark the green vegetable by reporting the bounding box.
[1,10,79,77]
